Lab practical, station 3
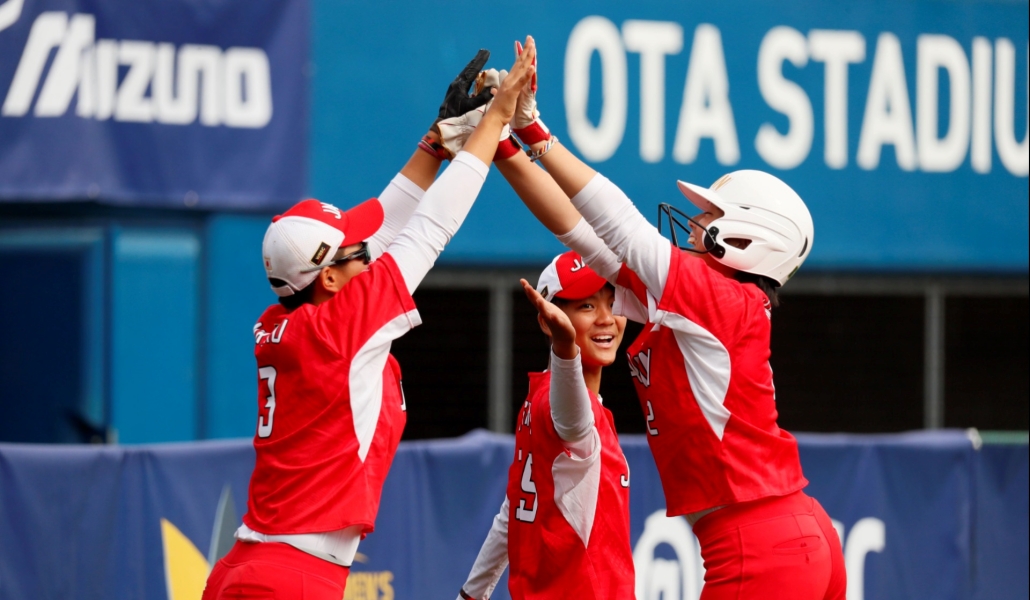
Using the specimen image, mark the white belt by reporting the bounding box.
[234,523,363,567]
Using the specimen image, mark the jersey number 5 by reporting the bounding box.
[515,452,538,523]
[257,366,277,438]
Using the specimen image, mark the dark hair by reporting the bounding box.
[734,272,780,308]
[272,278,317,310]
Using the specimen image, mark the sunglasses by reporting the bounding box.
[331,241,370,266]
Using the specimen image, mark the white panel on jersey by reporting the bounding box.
[655,310,732,440]
[551,428,603,547]
[350,309,421,461]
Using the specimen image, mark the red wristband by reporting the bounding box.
[418,134,450,161]
[493,135,522,162]
[513,121,550,146]
[458,589,476,600]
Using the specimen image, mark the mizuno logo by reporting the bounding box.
[2,11,273,128]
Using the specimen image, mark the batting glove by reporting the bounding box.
[437,68,519,160]
[511,40,550,146]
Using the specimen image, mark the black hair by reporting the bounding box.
[733,271,780,308]
[272,277,317,310]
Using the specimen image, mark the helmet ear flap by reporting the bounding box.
[704,226,725,259]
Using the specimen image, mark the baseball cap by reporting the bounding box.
[536,250,609,302]
[262,198,385,297]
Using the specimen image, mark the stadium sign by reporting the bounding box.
[2,12,273,128]
[562,17,1028,177]
[0,0,307,208]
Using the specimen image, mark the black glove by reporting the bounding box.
[437,49,492,121]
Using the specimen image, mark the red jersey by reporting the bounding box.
[506,372,635,599]
[617,248,807,516]
[242,253,419,535]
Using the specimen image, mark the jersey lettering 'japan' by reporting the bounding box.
[243,253,421,536]
[616,250,807,516]
[506,372,635,599]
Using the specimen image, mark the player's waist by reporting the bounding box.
[235,523,363,567]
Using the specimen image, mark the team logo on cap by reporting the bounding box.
[311,242,331,265]
[570,258,586,272]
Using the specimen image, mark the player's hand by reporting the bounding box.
[511,39,550,145]
[483,36,536,126]
[520,278,577,359]
[437,49,493,122]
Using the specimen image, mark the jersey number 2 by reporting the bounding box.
[257,366,277,438]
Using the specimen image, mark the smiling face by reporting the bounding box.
[552,285,627,369]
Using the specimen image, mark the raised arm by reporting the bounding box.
[505,40,673,301]
[387,38,537,294]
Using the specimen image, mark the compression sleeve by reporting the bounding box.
[555,218,621,282]
[459,497,510,600]
[549,349,596,458]
[569,174,672,302]
[367,174,425,260]
[387,152,489,294]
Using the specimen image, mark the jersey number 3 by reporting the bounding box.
[257,366,277,438]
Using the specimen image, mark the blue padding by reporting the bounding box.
[0,430,1025,599]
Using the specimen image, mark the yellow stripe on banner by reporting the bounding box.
[160,518,210,600]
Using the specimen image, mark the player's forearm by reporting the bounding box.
[535,139,597,199]
[461,112,506,167]
[555,218,621,282]
[549,350,595,450]
[388,152,488,293]
[496,151,582,236]
[570,174,672,300]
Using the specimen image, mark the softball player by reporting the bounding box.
[490,42,846,600]
[202,40,537,599]
[458,251,634,600]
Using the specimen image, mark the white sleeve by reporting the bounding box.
[459,497,510,600]
[549,350,596,459]
[366,174,425,260]
[387,152,489,294]
[569,174,672,302]
[555,218,621,282]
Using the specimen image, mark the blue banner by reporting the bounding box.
[0,430,1026,600]
[0,0,307,209]
[311,0,1029,271]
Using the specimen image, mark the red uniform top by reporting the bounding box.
[618,248,807,516]
[506,372,635,599]
[242,253,419,535]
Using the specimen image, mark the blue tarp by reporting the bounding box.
[0,429,1026,599]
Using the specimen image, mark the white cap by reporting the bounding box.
[262,198,384,297]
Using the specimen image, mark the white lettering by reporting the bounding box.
[34,14,93,117]
[857,33,917,170]
[2,12,272,129]
[633,511,705,600]
[994,39,1029,176]
[2,11,66,116]
[831,517,886,600]
[673,25,740,166]
[917,35,971,172]
[115,41,156,123]
[755,26,813,169]
[809,30,866,169]
[622,20,683,163]
[223,47,273,128]
[971,37,993,173]
[565,16,627,162]
[94,39,118,120]
[0,0,26,33]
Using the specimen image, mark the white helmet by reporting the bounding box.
[676,170,814,286]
